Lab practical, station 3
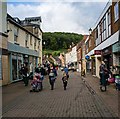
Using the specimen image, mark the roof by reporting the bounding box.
[7,14,41,40]
[25,16,42,22]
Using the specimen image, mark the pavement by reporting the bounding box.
[81,72,119,117]
[2,70,119,118]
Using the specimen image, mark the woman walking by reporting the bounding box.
[99,61,109,92]
[49,69,56,90]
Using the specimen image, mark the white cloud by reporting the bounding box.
[7,2,107,34]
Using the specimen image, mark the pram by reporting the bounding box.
[30,73,42,92]
[115,75,120,91]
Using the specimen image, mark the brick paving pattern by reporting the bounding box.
[2,70,118,118]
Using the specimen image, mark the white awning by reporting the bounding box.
[85,30,119,56]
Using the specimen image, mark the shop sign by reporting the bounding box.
[85,55,90,60]
[94,50,101,55]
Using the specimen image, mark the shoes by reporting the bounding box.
[30,90,33,92]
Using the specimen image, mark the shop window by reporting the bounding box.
[18,54,22,79]
[12,54,17,80]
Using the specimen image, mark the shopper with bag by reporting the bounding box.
[99,61,109,92]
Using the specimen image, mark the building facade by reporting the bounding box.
[0,7,43,86]
[5,14,42,84]
[0,2,8,85]
[85,1,120,77]
[77,35,88,72]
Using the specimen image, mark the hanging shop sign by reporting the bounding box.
[85,55,90,60]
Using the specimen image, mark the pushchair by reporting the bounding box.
[115,75,120,91]
[30,73,42,92]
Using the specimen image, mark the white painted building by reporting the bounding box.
[65,46,77,68]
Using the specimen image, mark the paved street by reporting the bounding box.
[2,70,118,118]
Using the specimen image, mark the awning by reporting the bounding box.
[85,30,119,56]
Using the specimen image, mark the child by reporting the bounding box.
[62,72,68,90]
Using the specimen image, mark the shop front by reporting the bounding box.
[102,46,112,69]
[91,55,96,76]
[11,53,23,81]
[85,55,91,73]
[112,41,120,74]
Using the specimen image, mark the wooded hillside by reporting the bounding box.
[42,32,83,56]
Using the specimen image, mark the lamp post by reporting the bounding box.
[89,28,92,35]
[43,41,46,49]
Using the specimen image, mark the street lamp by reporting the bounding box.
[43,41,46,50]
[89,28,92,35]
[43,41,45,45]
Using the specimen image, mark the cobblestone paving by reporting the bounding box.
[2,70,118,118]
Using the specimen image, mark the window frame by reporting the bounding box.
[114,2,119,22]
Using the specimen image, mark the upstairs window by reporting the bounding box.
[114,2,119,22]
[95,28,98,39]
[108,9,111,37]
[34,38,37,50]
[30,35,32,45]
[38,40,40,49]
[14,27,19,43]
[25,33,29,48]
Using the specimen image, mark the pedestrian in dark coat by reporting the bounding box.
[99,61,109,91]
[39,65,45,90]
[20,63,29,86]
[49,69,56,90]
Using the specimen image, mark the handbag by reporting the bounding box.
[108,77,115,83]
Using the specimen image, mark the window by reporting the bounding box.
[34,38,37,50]
[114,2,119,22]
[108,9,111,37]
[30,35,32,45]
[14,27,19,43]
[25,33,29,48]
[103,16,106,40]
[96,28,98,39]
[99,21,102,42]
[38,41,40,49]
[89,39,91,47]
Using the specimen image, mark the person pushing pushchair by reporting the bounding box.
[30,73,41,92]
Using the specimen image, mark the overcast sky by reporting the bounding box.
[7,0,108,34]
